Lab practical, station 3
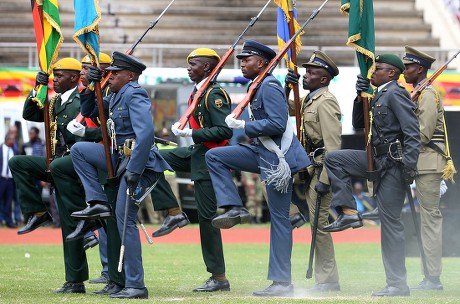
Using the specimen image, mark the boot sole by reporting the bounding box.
[212,214,251,229]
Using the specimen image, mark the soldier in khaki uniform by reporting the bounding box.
[285,51,341,292]
[403,46,446,290]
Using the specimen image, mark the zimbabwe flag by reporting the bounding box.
[31,0,63,108]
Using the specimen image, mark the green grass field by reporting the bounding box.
[1,233,460,303]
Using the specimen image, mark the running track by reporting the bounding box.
[0,226,380,245]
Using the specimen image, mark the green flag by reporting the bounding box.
[341,0,375,95]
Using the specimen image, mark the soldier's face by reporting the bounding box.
[371,63,395,87]
[403,63,421,85]
[80,63,91,87]
[53,70,79,93]
[240,56,264,80]
[187,58,207,84]
[108,70,134,93]
[303,67,328,91]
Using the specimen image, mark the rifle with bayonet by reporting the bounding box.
[232,0,329,119]
[411,50,460,101]
[177,0,272,129]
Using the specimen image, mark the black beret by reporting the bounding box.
[236,40,276,61]
[106,51,146,74]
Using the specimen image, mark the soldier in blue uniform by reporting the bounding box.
[205,40,310,297]
[323,54,421,296]
[70,52,172,299]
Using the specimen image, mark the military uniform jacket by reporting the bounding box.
[175,83,232,181]
[289,86,342,183]
[23,89,101,149]
[80,81,172,174]
[244,75,310,180]
[414,83,447,174]
[352,80,420,169]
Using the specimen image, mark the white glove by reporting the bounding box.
[225,113,245,129]
[171,122,192,137]
[440,180,448,197]
[66,119,86,137]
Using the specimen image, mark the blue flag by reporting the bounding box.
[73,0,101,65]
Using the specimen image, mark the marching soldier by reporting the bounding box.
[70,52,171,299]
[323,54,421,296]
[151,48,233,292]
[206,40,310,297]
[285,50,341,292]
[9,58,101,293]
[402,46,446,290]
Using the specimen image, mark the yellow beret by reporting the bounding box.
[187,48,221,63]
[81,52,112,64]
[52,58,82,72]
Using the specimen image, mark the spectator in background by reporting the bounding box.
[22,127,44,157]
[0,133,18,228]
[352,181,376,214]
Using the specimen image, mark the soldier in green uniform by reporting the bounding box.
[151,48,233,292]
[403,46,446,290]
[285,51,342,292]
[9,58,101,293]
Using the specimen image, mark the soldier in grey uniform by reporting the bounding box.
[285,51,341,292]
[323,54,421,297]
[403,46,446,290]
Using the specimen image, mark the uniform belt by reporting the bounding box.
[373,143,391,157]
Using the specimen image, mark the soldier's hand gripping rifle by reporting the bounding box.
[411,50,460,101]
[232,0,329,119]
[176,0,272,129]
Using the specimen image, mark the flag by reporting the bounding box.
[73,0,101,66]
[275,0,303,69]
[341,0,375,95]
[31,0,63,108]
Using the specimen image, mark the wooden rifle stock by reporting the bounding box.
[411,50,460,101]
[177,0,272,129]
[233,0,329,119]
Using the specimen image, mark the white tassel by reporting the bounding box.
[260,157,291,193]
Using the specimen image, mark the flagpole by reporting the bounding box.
[36,3,53,180]
[287,0,302,140]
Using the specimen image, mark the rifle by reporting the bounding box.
[177,0,272,129]
[306,194,321,279]
[233,0,329,119]
[411,50,460,101]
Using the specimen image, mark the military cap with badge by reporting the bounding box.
[302,50,339,78]
[402,46,436,68]
[106,51,146,74]
[236,40,276,61]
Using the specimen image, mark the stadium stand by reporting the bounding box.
[0,0,443,68]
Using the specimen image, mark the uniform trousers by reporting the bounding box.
[305,169,339,284]
[71,142,156,288]
[151,147,226,275]
[206,145,293,283]
[415,173,443,277]
[325,150,408,288]
[9,155,89,282]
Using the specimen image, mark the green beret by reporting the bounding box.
[375,54,405,73]
[402,46,435,69]
[302,50,339,77]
